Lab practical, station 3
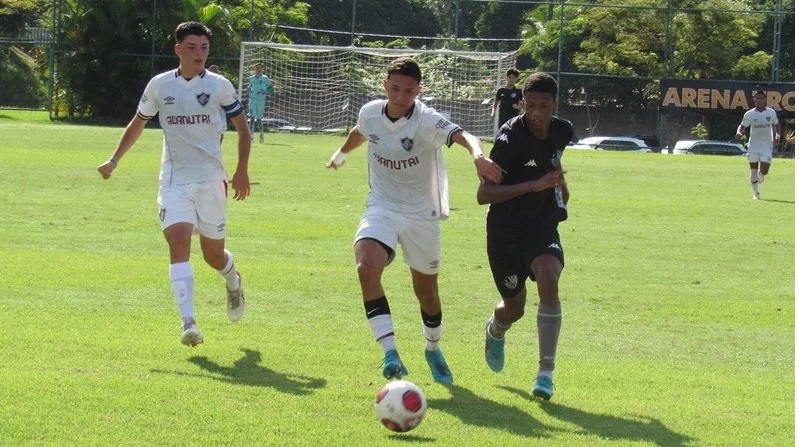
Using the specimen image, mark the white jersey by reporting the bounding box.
[137,69,244,186]
[740,107,778,153]
[355,99,461,220]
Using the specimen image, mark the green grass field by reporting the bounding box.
[0,114,794,446]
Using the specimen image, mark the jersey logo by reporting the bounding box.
[164,96,176,105]
[401,137,414,152]
[503,275,518,290]
[497,132,510,143]
[435,119,452,130]
[524,159,537,167]
[368,134,380,144]
[548,242,561,252]
[196,92,210,106]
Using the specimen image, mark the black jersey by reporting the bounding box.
[495,87,523,125]
[486,115,574,240]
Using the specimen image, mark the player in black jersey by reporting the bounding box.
[478,72,573,401]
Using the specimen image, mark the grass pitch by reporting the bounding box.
[0,114,794,446]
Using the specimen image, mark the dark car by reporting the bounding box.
[664,140,746,156]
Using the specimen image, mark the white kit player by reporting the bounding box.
[97,22,252,347]
[326,57,503,383]
[736,90,780,200]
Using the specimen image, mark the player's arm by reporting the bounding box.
[326,128,367,169]
[451,130,502,184]
[477,170,563,205]
[229,111,251,201]
[772,120,781,145]
[97,115,148,180]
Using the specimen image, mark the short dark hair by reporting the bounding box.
[506,68,520,78]
[523,72,558,98]
[175,22,212,43]
[387,57,422,83]
[754,90,766,97]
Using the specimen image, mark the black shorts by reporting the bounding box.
[487,228,564,298]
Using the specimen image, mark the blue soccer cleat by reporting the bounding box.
[533,375,554,401]
[425,349,454,384]
[382,349,409,380]
[484,323,505,372]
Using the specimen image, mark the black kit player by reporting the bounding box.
[478,72,573,400]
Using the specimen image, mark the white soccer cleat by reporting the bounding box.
[180,319,204,347]
[753,193,761,200]
[226,274,246,322]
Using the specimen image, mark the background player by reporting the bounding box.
[248,63,274,143]
[97,21,251,347]
[326,57,502,384]
[479,72,573,401]
[736,90,780,200]
[491,68,523,129]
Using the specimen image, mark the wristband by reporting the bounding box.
[330,149,347,166]
[109,159,118,166]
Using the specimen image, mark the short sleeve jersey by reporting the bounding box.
[495,87,523,125]
[355,99,462,220]
[487,115,574,238]
[248,74,273,103]
[137,69,244,186]
[740,107,778,153]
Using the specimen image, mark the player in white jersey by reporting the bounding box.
[326,57,503,383]
[736,90,780,200]
[97,22,252,347]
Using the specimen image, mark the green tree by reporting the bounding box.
[0,0,47,107]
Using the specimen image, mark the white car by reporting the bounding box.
[569,136,655,152]
[662,140,746,156]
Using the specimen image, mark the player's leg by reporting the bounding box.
[195,181,245,322]
[403,218,452,384]
[484,240,527,372]
[530,252,564,401]
[354,209,403,379]
[247,104,257,141]
[159,185,203,347]
[748,156,761,199]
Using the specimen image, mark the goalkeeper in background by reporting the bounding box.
[248,63,274,143]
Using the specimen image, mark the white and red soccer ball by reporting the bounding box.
[374,380,428,432]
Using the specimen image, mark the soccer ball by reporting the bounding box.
[374,380,428,432]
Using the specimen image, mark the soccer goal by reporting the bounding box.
[239,43,517,138]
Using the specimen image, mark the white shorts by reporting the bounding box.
[157,182,228,239]
[354,207,441,275]
[747,149,773,164]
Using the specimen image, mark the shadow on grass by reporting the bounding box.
[426,384,555,438]
[152,348,326,395]
[386,434,436,443]
[499,385,695,446]
[761,198,794,204]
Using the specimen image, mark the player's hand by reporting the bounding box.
[735,133,744,141]
[531,169,564,192]
[326,149,347,170]
[474,156,503,184]
[231,170,250,201]
[97,160,116,180]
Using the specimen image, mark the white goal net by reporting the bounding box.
[239,43,517,138]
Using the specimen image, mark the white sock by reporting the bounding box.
[369,314,397,353]
[423,325,442,351]
[537,369,553,380]
[169,262,195,321]
[218,249,240,290]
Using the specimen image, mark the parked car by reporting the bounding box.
[569,136,656,152]
[662,140,746,156]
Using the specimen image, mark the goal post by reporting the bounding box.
[239,43,517,138]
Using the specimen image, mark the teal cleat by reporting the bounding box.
[484,324,505,372]
[533,375,554,401]
[382,349,408,380]
[425,349,454,384]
